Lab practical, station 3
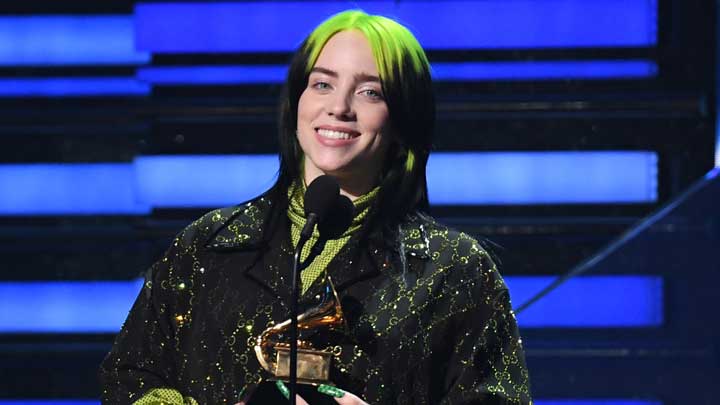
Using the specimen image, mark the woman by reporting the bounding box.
[100,10,532,405]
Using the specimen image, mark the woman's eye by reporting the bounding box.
[312,81,330,90]
[361,89,383,99]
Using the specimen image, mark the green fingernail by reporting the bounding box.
[275,380,290,399]
[317,384,345,398]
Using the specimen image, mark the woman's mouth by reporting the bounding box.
[316,128,360,140]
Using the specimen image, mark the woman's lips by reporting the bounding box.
[314,127,360,146]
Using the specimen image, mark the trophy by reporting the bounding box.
[254,277,345,385]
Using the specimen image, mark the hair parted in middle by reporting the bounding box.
[276,9,436,224]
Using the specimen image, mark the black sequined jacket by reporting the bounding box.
[100,193,532,404]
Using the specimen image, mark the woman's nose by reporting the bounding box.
[327,92,355,119]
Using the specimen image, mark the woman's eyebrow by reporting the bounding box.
[310,66,337,77]
[354,73,381,83]
[310,66,380,83]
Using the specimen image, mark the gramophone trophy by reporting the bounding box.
[254,277,345,385]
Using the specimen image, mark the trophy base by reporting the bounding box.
[274,346,333,385]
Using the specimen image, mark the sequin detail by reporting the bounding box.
[100,196,532,404]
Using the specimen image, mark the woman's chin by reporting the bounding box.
[308,161,352,178]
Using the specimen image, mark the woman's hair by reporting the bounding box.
[275,9,435,224]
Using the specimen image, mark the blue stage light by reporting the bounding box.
[0,16,149,66]
[136,65,289,85]
[509,276,663,328]
[536,401,662,405]
[0,78,150,97]
[0,401,663,405]
[135,0,657,53]
[0,164,150,215]
[134,155,279,207]
[136,60,657,86]
[0,402,99,405]
[427,151,658,205]
[716,74,720,168]
[0,279,144,333]
[716,137,719,168]
[0,152,657,215]
[431,60,658,81]
[716,6,720,168]
[0,276,661,333]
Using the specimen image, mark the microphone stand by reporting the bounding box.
[290,215,317,405]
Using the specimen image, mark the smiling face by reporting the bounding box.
[296,30,391,197]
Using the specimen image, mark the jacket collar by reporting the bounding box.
[202,194,432,303]
[204,195,431,259]
[203,196,273,251]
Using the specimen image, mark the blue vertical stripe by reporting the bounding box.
[135,1,657,52]
[509,276,664,328]
[0,78,150,97]
[0,400,663,405]
[135,61,658,86]
[716,0,720,168]
[0,276,662,333]
[0,16,149,65]
[426,151,658,205]
[0,164,150,215]
[0,152,659,215]
[133,155,279,207]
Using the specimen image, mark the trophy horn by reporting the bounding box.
[254,277,345,384]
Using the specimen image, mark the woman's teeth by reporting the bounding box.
[317,128,355,140]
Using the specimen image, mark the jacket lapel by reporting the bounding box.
[202,197,432,303]
[330,214,431,292]
[204,195,293,304]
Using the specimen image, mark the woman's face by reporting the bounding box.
[296,30,390,193]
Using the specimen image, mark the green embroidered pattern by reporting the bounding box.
[287,180,378,293]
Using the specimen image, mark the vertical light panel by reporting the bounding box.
[0,152,659,215]
[0,400,663,405]
[0,276,662,333]
[134,155,279,207]
[716,0,720,168]
[427,151,658,205]
[0,78,149,97]
[135,0,657,52]
[0,16,149,65]
[136,65,289,85]
[0,164,150,215]
[508,276,664,328]
[536,401,662,405]
[0,402,99,405]
[0,280,144,333]
[136,61,658,85]
[430,60,658,81]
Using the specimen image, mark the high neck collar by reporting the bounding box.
[287,179,379,240]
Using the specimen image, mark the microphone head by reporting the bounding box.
[304,175,340,221]
[318,195,354,240]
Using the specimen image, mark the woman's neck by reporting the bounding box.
[303,167,377,201]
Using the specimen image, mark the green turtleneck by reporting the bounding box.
[287,180,378,294]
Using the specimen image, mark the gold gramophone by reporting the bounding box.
[254,277,345,385]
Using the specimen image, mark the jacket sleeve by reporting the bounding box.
[439,249,533,405]
[99,234,190,405]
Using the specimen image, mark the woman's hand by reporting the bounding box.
[233,381,369,405]
[275,380,370,405]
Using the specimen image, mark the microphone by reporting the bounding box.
[301,175,341,239]
[318,194,353,240]
[290,175,353,405]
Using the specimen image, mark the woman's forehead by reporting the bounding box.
[312,30,379,75]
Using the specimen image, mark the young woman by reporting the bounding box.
[101,10,532,405]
